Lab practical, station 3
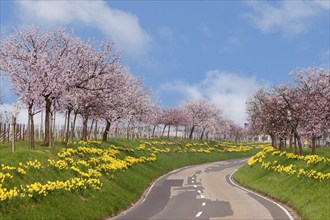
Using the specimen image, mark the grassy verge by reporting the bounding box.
[234,146,330,220]
[0,139,263,219]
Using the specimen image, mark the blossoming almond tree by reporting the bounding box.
[247,67,329,155]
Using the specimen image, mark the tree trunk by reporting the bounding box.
[28,104,35,149]
[293,133,298,154]
[81,116,88,141]
[71,112,77,141]
[11,115,16,152]
[270,134,275,148]
[39,111,43,142]
[102,120,111,142]
[126,121,130,139]
[152,125,156,138]
[94,120,98,140]
[115,125,118,138]
[175,126,178,138]
[28,106,31,149]
[289,132,293,153]
[43,96,51,146]
[167,125,171,138]
[189,125,195,139]
[49,111,54,148]
[311,136,316,155]
[294,131,303,155]
[279,137,283,150]
[65,109,71,143]
[161,124,167,137]
[200,127,206,140]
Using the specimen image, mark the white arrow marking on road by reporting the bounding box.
[195,211,202,217]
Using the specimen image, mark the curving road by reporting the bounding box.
[113,158,294,220]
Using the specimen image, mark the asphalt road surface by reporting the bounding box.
[113,158,293,220]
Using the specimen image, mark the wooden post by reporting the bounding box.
[2,123,6,143]
[11,116,16,152]
[7,123,10,142]
[0,123,2,142]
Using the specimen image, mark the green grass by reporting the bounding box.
[0,138,261,219]
[234,146,330,220]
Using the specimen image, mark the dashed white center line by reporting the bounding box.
[200,195,205,198]
[202,202,206,206]
[192,177,195,180]
[192,180,194,183]
[194,185,197,188]
[197,190,201,194]
[195,211,202,217]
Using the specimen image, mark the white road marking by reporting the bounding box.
[202,202,206,206]
[200,195,205,198]
[229,170,294,220]
[194,185,197,188]
[195,211,202,217]
[192,177,195,179]
[197,190,201,194]
[192,180,194,183]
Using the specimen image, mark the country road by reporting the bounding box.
[113,158,294,220]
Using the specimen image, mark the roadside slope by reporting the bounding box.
[234,146,330,220]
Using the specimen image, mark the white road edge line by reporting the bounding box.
[141,181,156,203]
[195,211,202,217]
[229,169,294,220]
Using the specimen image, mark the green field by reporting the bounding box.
[0,139,262,219]
[234,146,330,220]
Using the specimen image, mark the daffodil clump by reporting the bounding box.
[247,147,330,181]
[1,140,262,203]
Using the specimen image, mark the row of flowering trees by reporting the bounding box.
[247,67,330,155]
[0,26,244,148]
[0,26,156,148]
[152,100,244,141]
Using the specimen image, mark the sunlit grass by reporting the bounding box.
[234,146,330,220]
[0,138,262,219]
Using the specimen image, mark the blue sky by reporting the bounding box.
[0,0,329,125]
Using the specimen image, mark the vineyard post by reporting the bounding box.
[11,115,16,152]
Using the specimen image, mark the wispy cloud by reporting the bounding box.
[15,1,151,56]
[198,22,212,38]
[246,0,329,36]
[161,70,268,124]
[219,36,241,54]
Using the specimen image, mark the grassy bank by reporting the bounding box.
[234,146,330,220]
[0,139,262,219]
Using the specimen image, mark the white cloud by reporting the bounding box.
[16,1,151,56]
[313,0,330,9]
[198,22,212,38]
[161,70,268,125]
[246,0,329,36]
